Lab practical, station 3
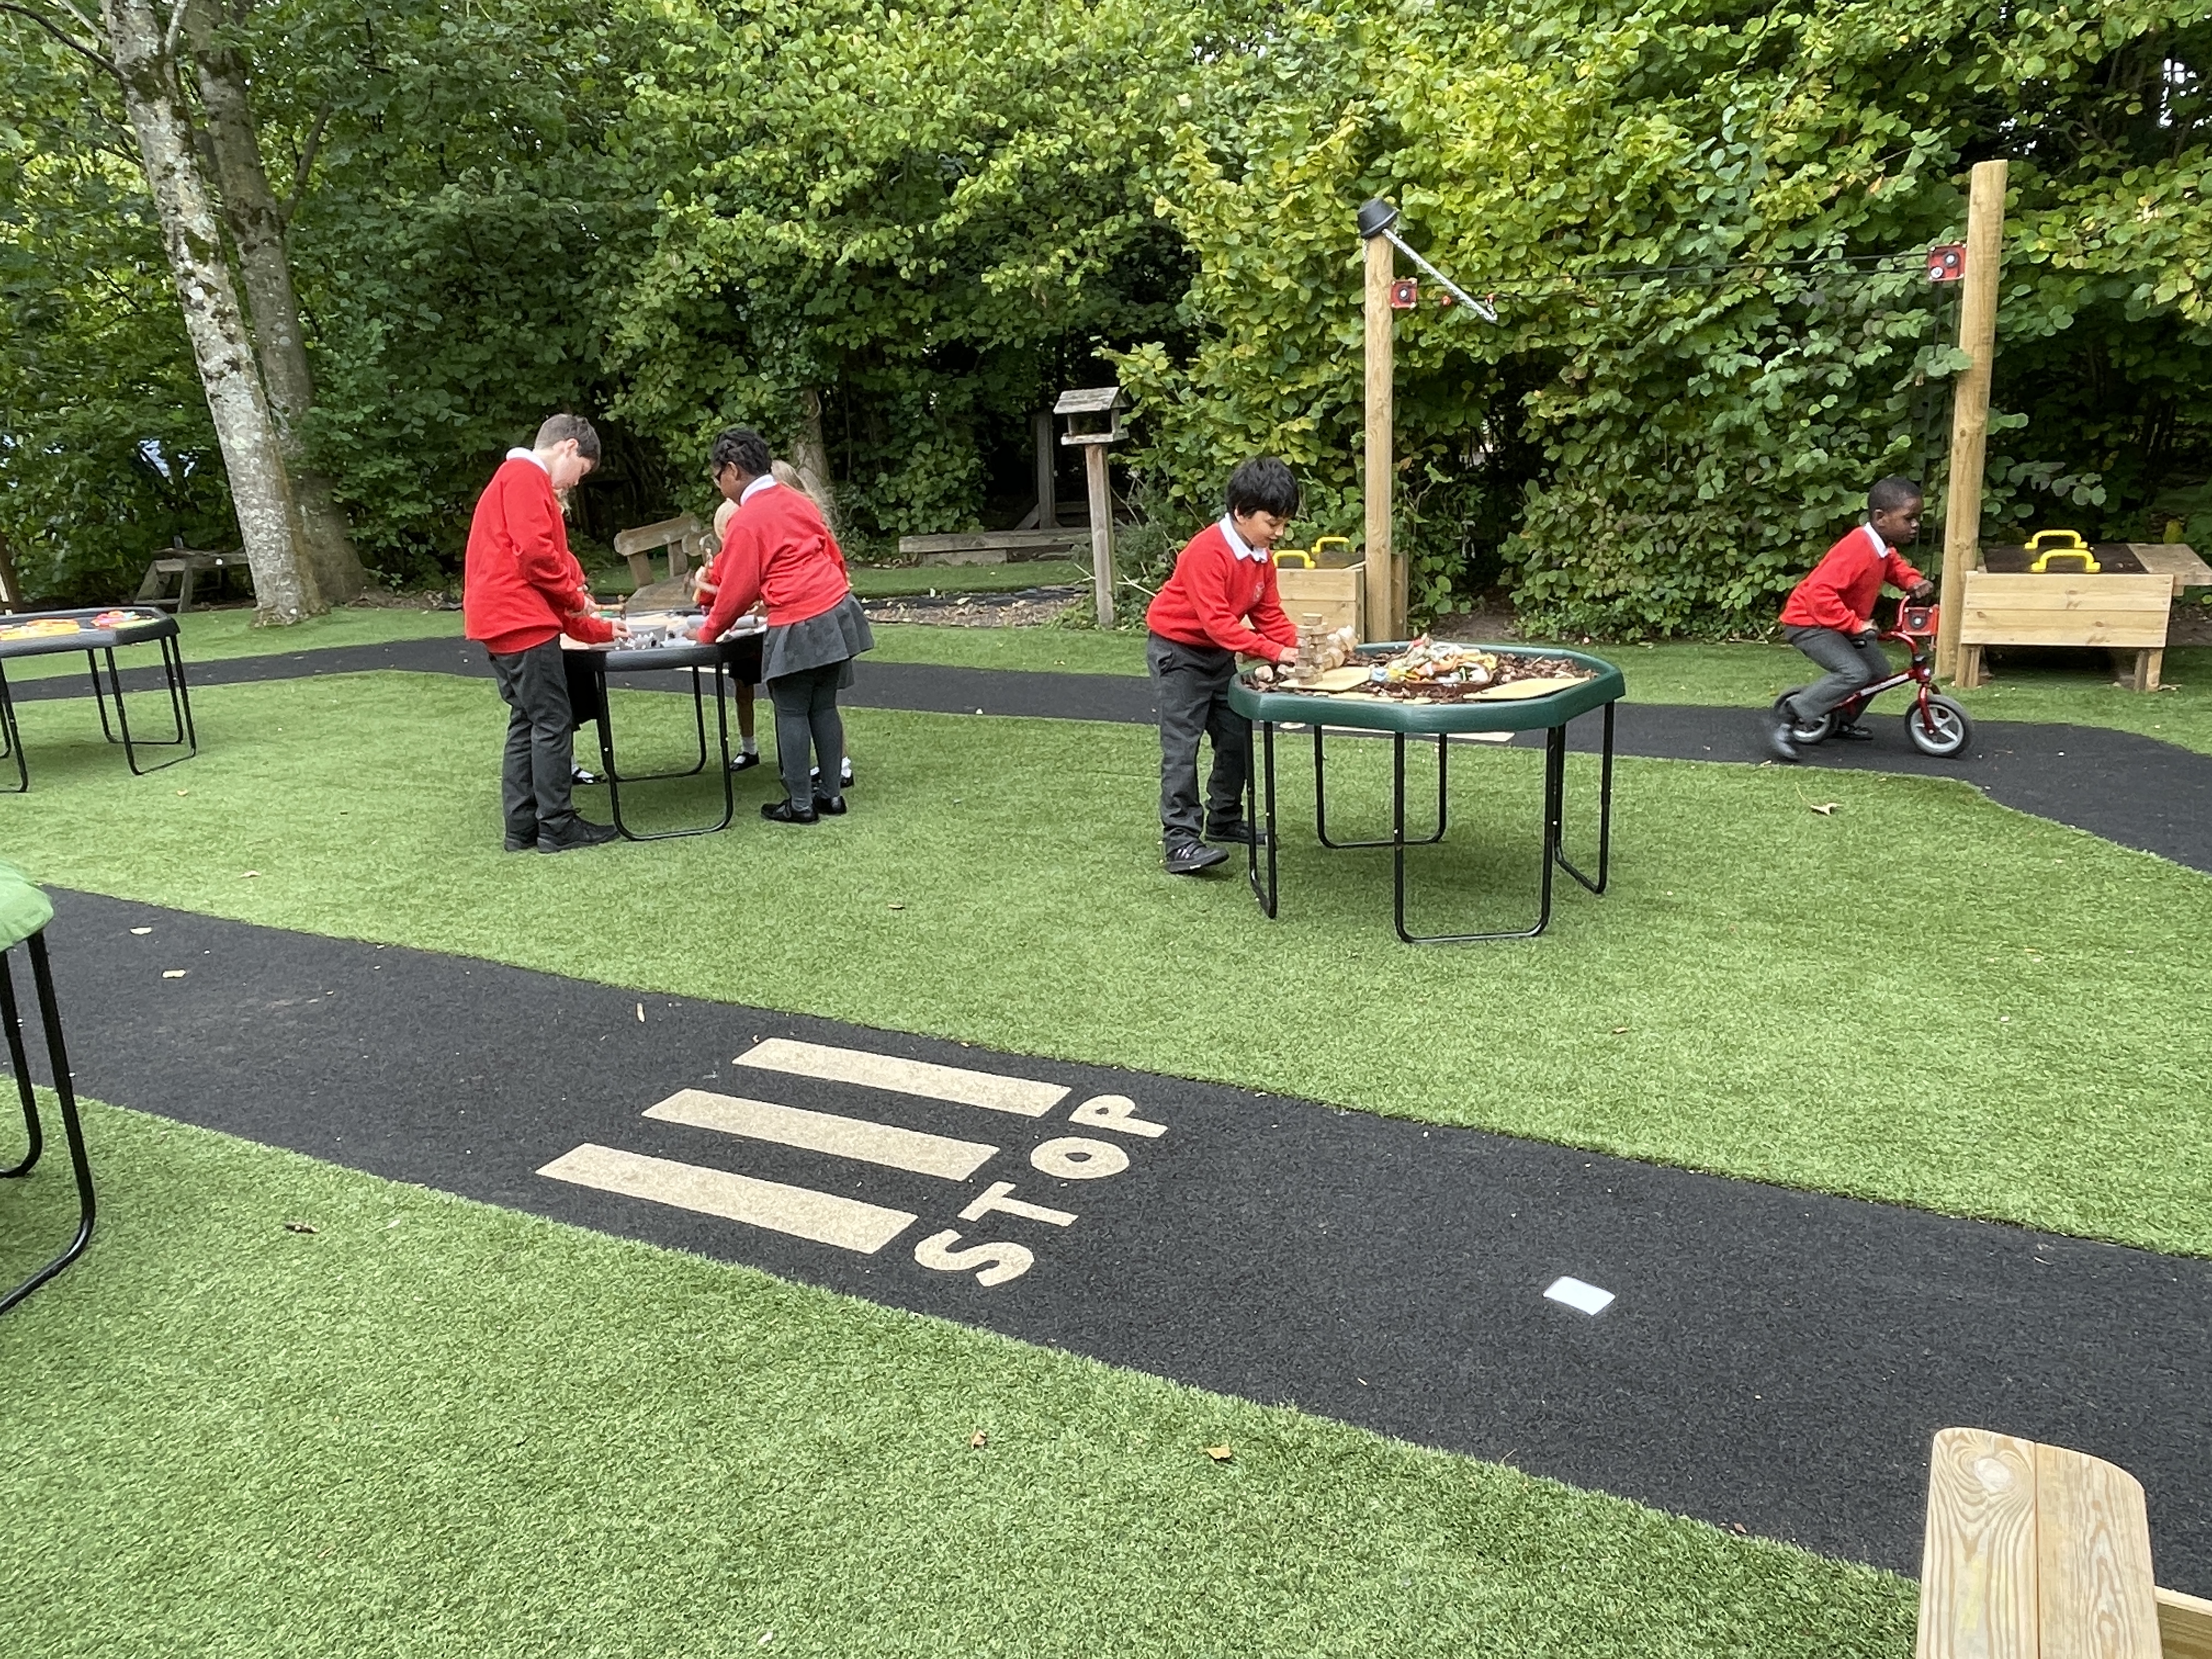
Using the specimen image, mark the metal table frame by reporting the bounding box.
[0,928,93,1314]
[1232,647,1624,943]
[572,630,763,842]
[0,608,196,792]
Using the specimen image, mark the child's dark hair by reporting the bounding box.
[1226,456,1300,520]
[710,427,774,479]
[1868,475,1922,513]
[534,413,601,462]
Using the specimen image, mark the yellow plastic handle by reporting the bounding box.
[1272,549,1313,568]
[1311,535,1352,563]
[2025,529,2087,554]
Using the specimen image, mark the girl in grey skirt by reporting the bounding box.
[690,427,874,823]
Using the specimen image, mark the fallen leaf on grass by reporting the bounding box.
[969,1431,987,1449]
[162,969,188,979]
[1807,803,1838,816]
[241,870,262,878]
[283,1221,317,1235]
[1611,1025,1630,1034]
[1204,1444,1234,1463]
[888,902,906,911]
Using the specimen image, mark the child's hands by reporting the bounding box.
[1907,579,1936,603]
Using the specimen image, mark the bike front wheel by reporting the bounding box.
[1906,694,1973,757]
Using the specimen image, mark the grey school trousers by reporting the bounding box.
[489,639,580,840]
[1782,626,1894,720]
[1148,633,1248,843]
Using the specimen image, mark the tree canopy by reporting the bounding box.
[5,0,2210,631]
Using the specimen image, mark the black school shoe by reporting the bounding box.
[538,819,620,853]
[812,793,848,816]
[762,799,819,825]
[1832,723,1875,741]
[1205,820,1266,846]
[810,759,855,788]
[503,832,538,853]
[1165,839,1229,876]
[727,751,761,773]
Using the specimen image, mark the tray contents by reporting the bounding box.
[1246,636,1598,702]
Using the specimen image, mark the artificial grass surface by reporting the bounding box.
[867,622,1150,675]
[5,673,2209,1258]
[0,600,464,682]
[0,1104,1913,1658]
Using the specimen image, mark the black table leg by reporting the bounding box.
[1393,725,1566,944]
[1245,719,1279,918]
[0,932,95,1314]
[92,640,196,775]
[1553,699,1615,895]
[1314,723,1446,848]
[1,950,41,1177]
[0,665,25,793]
[599,663,735,841]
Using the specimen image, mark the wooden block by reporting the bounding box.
[1276,563,1365,641]
[1916,1427,2040,1659]
[2157,1587,2212,1659]
[2034,1440,2161,1658]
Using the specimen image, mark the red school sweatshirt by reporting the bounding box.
[1780,524,1926,633]
[461,455,614,655]
[698,481,851,640]
[1145,522,1300,660]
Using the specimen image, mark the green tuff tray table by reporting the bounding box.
[0,859,93,1313]
[1226,644,1626,943]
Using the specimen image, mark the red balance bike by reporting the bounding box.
[1780,601,1974,758]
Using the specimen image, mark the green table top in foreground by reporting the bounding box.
[1226,644,1626,732]
[0,860,53,949]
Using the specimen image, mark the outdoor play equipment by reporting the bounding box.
[0,861,93,1315]
[1229,644,1624,944]
[1955,532,2211,693]
[0,606,197,792]
[1780,602,1974,758]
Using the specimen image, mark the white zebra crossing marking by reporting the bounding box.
[538,1143,916,1254]
[644,1088,998,1180]
[732,1037,1068,1118]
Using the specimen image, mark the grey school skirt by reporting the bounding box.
[760,591,874,686]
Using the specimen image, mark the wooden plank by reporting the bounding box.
[898,531,1085,557]
[2034,1440,2162,1659]
[1959,614,2170,648]
[612,515,701,558]
[1917,1427,2040,1659]
[1960,574,2172,611]
[1085,443,1115,628]
[2126,542,2212,595]
[2156,1587,2212,1659]
[1277,565,1364,640]
[1936,159,2008,680]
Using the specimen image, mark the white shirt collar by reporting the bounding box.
[741,475,780,505]
[1861,522,1887,557]
[1220,515,1265,561]
[507,447,549,473]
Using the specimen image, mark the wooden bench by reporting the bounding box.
[1917,1427,2212,1657]
[896,530,1089,566]
[134,549,253,612]
[613,515,708,589]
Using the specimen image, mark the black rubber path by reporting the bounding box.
[18,636,2212,872]
[16,887,2210,1583]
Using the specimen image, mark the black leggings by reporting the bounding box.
[768,662,845,804]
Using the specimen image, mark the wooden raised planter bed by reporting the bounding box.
[1956,540,2211,692]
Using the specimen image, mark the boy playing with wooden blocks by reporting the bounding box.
[1144,456,1302,874]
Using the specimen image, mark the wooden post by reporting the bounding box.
[1936,159,2008,684]
[1364,230,1397,641]
[1032,410,1058,529]
[1085,443,1115,628]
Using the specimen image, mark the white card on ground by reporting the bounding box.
[1543,1276,1615,1316]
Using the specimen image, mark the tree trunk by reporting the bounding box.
[100,0,321,623]
[184,1,363,603]
[793,388,845,544]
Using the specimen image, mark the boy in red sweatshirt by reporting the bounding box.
[462,414,622,851]
[1770,475,1935,762]
[1144,456,1301,874]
